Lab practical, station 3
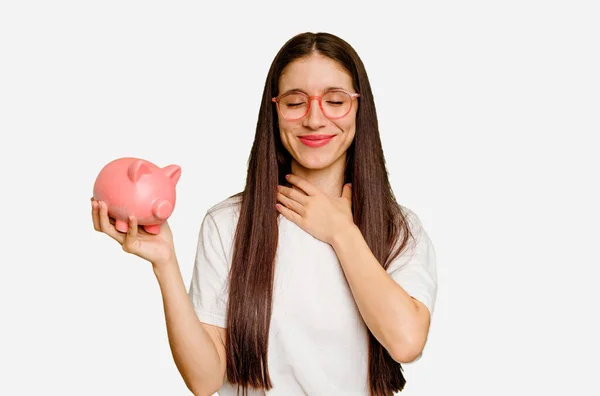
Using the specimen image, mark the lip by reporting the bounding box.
[298,134,336,148]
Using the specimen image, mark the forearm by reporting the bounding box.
[153,259,223,394]
[331,226,427,362]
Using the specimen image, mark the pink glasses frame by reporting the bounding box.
[271,88,360,121]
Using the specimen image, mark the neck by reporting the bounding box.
[290,155,347,198]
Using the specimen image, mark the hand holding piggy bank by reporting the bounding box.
[92,157,181,234]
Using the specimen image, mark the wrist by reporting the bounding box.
[331,223,360,249]
[152,255,179,275]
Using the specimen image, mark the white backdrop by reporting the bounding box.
[1,1,598,395]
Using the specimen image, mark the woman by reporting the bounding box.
[91,32,437,396]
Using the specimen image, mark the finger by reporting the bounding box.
[277,192,305,216]
[122,216,139,253]
[91,200,101,231]
[276,203,302,224]
[127,216,138,238]
[285,174,320,196]
[341,183,352,201]
[98,201,126,244]
[277,185,309,205]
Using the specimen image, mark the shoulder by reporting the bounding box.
[394,204,434,256]
[206,193,242,221]
[201,193,243,237]
[389,205,437,276]
[398,205,427,238]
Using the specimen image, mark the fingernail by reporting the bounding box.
[285,174,290,180]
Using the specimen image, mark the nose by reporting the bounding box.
[303,98,327,130]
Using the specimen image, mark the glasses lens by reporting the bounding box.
[279,93,308,119]
[322,91,352,118]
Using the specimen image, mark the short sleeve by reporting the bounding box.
[388,209,438,316]
[188,212,230,328]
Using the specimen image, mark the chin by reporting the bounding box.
[294,152,340,170]
[297,159,332,170]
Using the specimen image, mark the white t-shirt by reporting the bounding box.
[188,195,437,395]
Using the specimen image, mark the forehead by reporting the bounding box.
[279,54,354,93]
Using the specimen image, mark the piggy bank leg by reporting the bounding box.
[144,224,161,234]
[115,219,129,233]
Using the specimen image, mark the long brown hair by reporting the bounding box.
[225,32,414,396]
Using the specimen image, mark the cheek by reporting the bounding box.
[278,124,294,150]
[279,120,299,137]
[338,122,356,149]
[342,130,356,148]
[338,110,357,132]
[337,119,356,139]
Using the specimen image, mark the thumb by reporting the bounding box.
[342,183,352,200]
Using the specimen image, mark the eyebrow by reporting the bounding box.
[280,86,349,95]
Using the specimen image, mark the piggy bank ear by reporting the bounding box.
[127,159,152,182]
[163,165,182,185]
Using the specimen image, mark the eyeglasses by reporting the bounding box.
[272,89,360,121]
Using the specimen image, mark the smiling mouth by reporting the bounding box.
[298,134,336,147]
[298,134,336,140]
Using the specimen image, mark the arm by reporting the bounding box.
[274,176,436,362]
[153,259,226,396]
[331,225,431,363]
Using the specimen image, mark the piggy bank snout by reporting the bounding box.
[153,199,174,220]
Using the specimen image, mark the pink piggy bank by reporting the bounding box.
[93,157,181,235]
